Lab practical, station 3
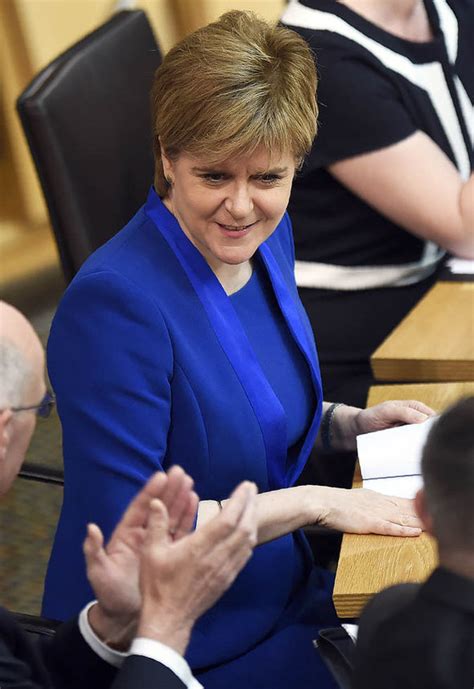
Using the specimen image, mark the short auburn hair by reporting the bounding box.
[151,10,318,197]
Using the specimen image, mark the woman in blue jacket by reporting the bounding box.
[43,11,433,689]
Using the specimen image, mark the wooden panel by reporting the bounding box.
[174,0,285,36]
[371,282,474,382]
[333,381,474,618]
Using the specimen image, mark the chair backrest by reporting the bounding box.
[13,612,62,639]
[17,10,161,282]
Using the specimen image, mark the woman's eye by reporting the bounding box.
[258,174,281,184]
[202,173,225,183]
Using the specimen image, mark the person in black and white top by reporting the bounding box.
[281,0,474,409]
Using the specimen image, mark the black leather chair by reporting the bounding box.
[19,462,63,486]
[13,612,62,640]
[17,10,162,282]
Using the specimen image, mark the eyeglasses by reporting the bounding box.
[11,391,56,419]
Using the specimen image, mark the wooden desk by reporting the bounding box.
[332,381,474,619]
[371,282,474,382]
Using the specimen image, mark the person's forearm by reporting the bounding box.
[198,484,332,545]
[457,174,474,258]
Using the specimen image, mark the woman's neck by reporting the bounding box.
[162,195,253,296]
[214,260,253,296]
[338,0,433,42]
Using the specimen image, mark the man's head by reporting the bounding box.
[415,397,474,566]
[0,301,46,495]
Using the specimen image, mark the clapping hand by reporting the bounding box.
[137,480,258,655]
[83,466,198,648]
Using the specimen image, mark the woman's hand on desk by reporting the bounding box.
[330,400,436,451]
[315,487,422,537]
[208,482,422,547]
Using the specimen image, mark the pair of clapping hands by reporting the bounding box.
[83,467,257,656]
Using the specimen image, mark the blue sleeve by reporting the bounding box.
[44,270,173,617]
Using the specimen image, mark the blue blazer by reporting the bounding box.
[43,189,327,673]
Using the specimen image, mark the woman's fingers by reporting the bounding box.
[375,520,422,537]
[365,493,423,536]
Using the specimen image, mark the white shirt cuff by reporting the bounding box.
[79,601,127,668]
[79,602,202,687]
[131,638,203,689]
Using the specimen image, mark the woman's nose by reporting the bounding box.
[224,183,254,219]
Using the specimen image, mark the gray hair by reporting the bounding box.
[0,339,32,409]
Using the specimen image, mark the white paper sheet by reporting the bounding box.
[446,257,474,274]
[362,475,423,499]
[357,417,438,481]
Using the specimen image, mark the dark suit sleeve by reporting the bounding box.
[0,609,187,689]
[110,655,187,689]
[46,619,187,689]
[0,607,116,689]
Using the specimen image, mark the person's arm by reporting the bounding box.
[136,481,257,655]
[71,471,255,689]
[290,51,473,258]
[91,482,257,689]
[316,399,436,452]
[198,482,422,544]
[83,466,198,651]
[197,400,435,543]
[77,605,193,689]
[329,132,474,258]
[45,270,175,619]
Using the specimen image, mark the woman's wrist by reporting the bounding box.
[325,403,362,451]
[302,485,335,527]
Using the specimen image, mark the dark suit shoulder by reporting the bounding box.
[354,578,474,689]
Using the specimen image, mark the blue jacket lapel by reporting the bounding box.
[145,188,320,489]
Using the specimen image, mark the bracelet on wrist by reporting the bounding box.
[321,402,344,451]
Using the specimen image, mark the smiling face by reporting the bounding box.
[161,147,296,280]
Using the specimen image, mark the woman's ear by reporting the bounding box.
[160,143,174,184]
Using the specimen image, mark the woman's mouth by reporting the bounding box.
[217,221,257,234]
